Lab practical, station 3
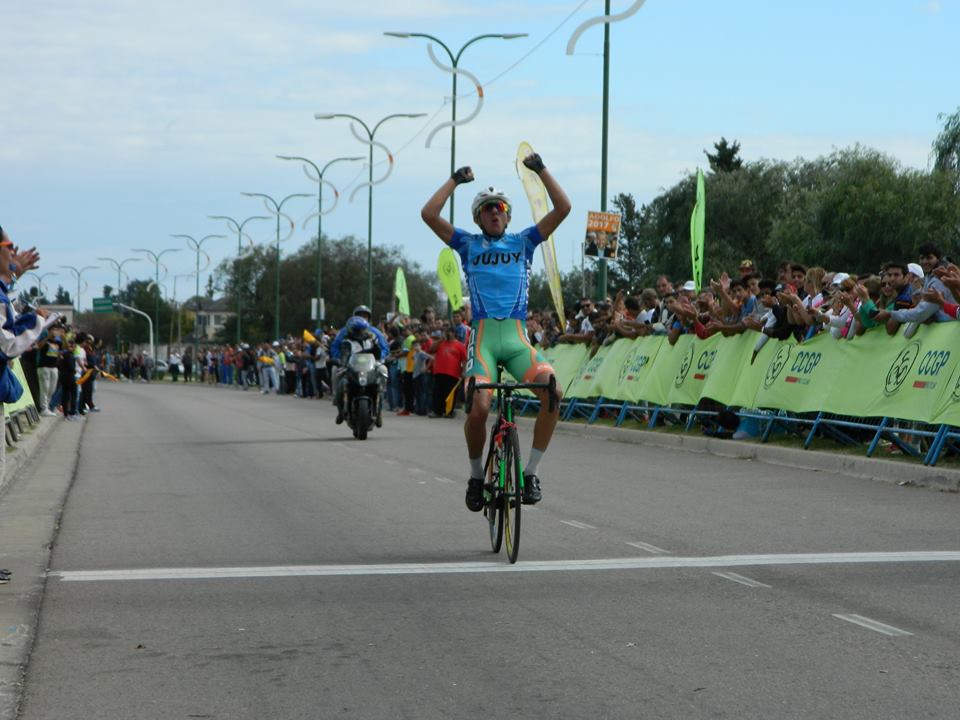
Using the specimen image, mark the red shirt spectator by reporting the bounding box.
[432,331,467,378]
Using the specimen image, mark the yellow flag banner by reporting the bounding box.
[395,267,410,316]
[303,329,317,344]
[445,378,462,415]
[516,141,564,322]
[437,247,464,311]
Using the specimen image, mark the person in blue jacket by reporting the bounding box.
[329,305,388,424]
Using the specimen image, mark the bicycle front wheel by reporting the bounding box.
[484,435,503,553]
[502,427,522,564]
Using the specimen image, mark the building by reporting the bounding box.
[187,297,234,342]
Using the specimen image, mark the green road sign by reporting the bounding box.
[92,297,115,313]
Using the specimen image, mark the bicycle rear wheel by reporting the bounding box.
[502,427,522,564]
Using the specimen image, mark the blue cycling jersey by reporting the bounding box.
[449,225,544,320]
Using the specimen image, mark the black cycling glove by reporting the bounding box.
[522,153,546,174]
[451,166,474,185]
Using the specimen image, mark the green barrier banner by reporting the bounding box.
[551,323,960,428]
[566,344,614,399]
[702,332,764,407]
[642,333,696,406]
[608,335,670,403]
[667,332,723,406]
[855,324,960,424]
[541,343,590,396]
[934,359,960,426]
[753,331,836,413]
[596,338,638,399]
[3,359,37,415]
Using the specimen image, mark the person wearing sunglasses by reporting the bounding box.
[421,152,571,512]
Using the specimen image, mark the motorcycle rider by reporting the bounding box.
[329,305,389,424]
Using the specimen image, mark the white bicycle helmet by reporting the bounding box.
[471,187,512,222]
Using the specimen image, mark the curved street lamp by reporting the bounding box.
[565,0,646,300]
[24,271,57,301]
[97,256,141,298]
[384,32,527,224]
[209,214,271,344]
[170,234,227,341]
[133,247,181,363]
[314,112,426,311]
[59,265,98,315]
[276,154,363,323]
[240,192,313,340]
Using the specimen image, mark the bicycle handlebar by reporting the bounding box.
[464,374,558,414]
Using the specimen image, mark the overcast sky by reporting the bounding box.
[1,0,955,309]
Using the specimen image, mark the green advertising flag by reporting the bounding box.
[394,267,410,316]
[690,168,706,292]
[436,247,463,311]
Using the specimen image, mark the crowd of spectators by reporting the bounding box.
[161,307,471,420]
[548,243,960,360]
[122,243,960,431]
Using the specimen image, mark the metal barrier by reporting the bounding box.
[5,406,40,448]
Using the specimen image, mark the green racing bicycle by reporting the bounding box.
[465,367,557,564]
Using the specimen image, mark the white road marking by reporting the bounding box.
[712,571,771,588]
[51,551,960,582]
[626,541,671,555]
[832,614,914,637]
[434,477,454,484]
[561,520,596,530]
[383,459,398,465]
[407,468,425,474]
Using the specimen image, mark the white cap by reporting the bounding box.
[680,280,697,292]
[907,262,924,279]
[831,272,850,285]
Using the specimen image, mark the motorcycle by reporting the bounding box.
[340,340,388,440]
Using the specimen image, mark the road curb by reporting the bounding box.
[534,419,960,493]
[0,415,63,497]
[0,416,84,720]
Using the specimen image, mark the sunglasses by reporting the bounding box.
[481,201,510,215]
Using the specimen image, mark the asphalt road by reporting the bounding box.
[12,381,960,719]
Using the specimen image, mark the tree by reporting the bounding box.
[210,233,441,342]
[610,192,646,293]
[933,107,960,176]
[53,285,72,305]
[705,137,743,173]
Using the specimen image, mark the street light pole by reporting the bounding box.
[59,265,98,315]
[170,234,226,344]
[596,0,612,301]
[565,0,647,300]
[209,214,270,344]
[314,112,425,311]
[172,272,195,350]
[97,256,141,299]
[240,192,313,340]
[276,154,363,324]
[132,247,180,365]
[384,32,526,225]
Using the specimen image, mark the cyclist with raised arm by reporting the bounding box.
[421,152,571,511]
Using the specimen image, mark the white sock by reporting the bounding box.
[470,456,484,479]
[526,448,545,476]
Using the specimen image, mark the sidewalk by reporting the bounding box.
[534,418,960,493]
[0,415,82,720]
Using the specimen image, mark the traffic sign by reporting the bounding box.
[92,297,115,314]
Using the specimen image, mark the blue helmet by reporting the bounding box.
[346,316,369,335]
